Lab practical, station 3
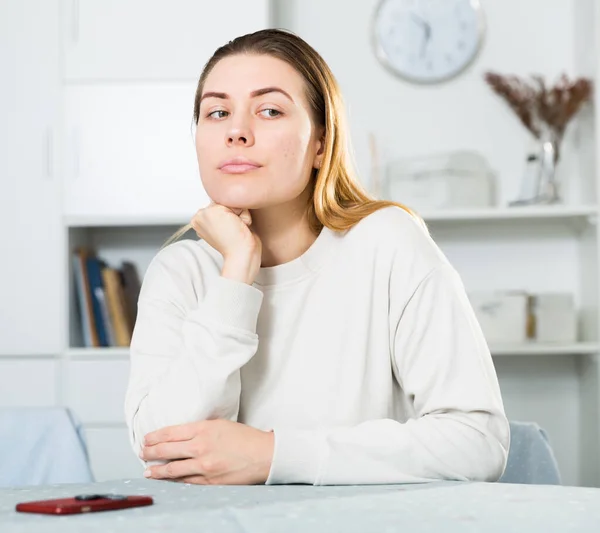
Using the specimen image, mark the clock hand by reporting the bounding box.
[421,21,431,57]
[410,12,427,29]
[410,12,431,58]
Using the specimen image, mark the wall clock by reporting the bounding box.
[372,0,486,84]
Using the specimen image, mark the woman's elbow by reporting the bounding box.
[473,437,508,482]
[443,413,509,482]
[467,421,510,482]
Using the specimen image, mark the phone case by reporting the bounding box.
[15,494,154,515]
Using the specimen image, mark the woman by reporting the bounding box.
[125,28,509,486]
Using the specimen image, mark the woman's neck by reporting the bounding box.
[250,192,318,269]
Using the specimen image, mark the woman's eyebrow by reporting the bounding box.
[250,87,294,102]
[200,87,294,103]
[200,91,228,102]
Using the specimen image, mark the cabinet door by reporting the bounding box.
[0,0,63,355]
[63,83,209,218]
[62,0,271,81]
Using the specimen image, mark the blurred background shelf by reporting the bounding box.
[490,342,599,356]
[64,342,600,360]
[65,215,191,228]
[66,347,130,360]
[421,205,598,224]
[65,205,599,228]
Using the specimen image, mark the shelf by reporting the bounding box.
[63,343,599,360]
[490,342,599,356]
[64,215,191,228]
[420,205,598,224]
[66,347,130,360]
[64,206,598,228]
[0,354,59,360]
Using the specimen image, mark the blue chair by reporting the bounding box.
[0,406,94,487]
[499,420,561,485]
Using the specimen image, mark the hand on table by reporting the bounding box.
[140,419,274,485]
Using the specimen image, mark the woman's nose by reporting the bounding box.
[226,120,255,147]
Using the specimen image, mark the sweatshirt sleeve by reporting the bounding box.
[266,264,510,485]
[124,248,264,457]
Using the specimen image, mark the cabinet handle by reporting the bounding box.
[71,0,79,43]
[45,129,53,179]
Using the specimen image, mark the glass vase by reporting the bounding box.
[511,129,561,206]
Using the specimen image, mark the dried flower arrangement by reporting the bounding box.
[484,72,592,205]
[484,72,592,161]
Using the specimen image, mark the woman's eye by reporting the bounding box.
[259,108,282,118]
[207,110,229,119]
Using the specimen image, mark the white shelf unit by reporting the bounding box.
[2,0,600,488]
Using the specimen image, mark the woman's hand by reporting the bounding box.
[140,419,274,485]
[191,203,262,285]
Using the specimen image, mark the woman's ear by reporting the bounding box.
[313,128,326,169]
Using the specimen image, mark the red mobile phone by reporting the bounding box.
[15,494,154,515]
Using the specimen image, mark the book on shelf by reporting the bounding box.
[72,248,141,348]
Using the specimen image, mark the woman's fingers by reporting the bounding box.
[239,209,252,226]
[224,206,251,226]
[140,440,195,461]
[145,459,203,479]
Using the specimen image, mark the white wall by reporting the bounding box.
[274,0,592,206]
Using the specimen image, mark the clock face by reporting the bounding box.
[372,0,485,83]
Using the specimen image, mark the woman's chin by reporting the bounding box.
[208,191,268,210]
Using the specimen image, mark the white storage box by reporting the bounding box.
[384,151,495,211]
[531,293,577,343]
[469,291,528,345]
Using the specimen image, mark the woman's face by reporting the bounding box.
[195,54,323,209]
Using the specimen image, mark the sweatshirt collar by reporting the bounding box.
[253,225,340,287]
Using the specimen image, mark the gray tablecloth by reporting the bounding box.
[1,478,599,532]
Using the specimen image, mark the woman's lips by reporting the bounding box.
[219,163,261,174]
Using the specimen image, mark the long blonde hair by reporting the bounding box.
[165,28,422,246]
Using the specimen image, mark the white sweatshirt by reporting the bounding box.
[125,206,509,485]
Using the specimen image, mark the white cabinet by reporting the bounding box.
[0,0,63,356]
[63,84,208,218]
[61,0,271,81]
[60,0,271,220]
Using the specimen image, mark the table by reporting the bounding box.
[1,478,599,532]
